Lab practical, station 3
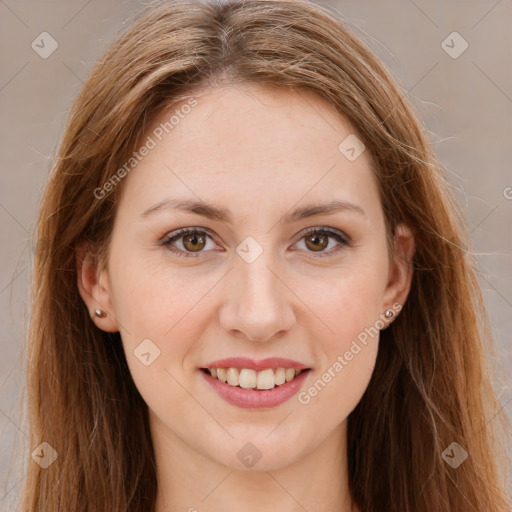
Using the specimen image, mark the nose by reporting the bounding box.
[218,249,296,343]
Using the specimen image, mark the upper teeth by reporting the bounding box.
[207,367,303,390]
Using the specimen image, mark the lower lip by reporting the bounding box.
[200,369,311,409]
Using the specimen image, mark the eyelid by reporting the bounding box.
[161,227,218,258]
[290,227,351,258]
[298,227,350,246]
[161,226,351,258]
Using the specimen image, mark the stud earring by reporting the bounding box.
[94,308,106,318]
[384,310,394,319]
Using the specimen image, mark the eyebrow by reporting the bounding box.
[140,198,366,223]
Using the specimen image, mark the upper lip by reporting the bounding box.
[202,357,311,371]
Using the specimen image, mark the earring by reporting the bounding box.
[384,310,394,319]
[94,308,106,318]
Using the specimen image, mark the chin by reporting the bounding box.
[209,436,306,472]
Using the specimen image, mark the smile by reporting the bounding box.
[200,367,312,409]
[201,367,307,390]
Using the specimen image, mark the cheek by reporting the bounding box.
[293,256,386,413]
[296,272,384,419]
[108,255,220,392]
[110,263,202,417]
[109,250,205,337]
[298,341,378,428]
[302,261,388,350]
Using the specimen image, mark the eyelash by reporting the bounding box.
[161,227,351,259]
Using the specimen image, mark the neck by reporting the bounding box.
[150,412,358,512]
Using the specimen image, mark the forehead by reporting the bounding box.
[117,84,380,223]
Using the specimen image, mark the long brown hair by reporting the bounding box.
[20,0,511,510]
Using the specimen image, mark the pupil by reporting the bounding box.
[185,233,205,251]
[307,234,327,251]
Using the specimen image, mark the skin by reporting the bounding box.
[77,84,415,512]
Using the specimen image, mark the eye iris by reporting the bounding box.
[305,233,328,252]
[183,232,206,252]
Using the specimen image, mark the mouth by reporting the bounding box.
[199,366,312,409]
[200,367,311,391]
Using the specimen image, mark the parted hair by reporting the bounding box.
[20,0,511,510]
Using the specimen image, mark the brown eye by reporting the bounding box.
[304,233,329,252]
[163,227,350,259]
[182,232,207,252]
[293,228,350,258]
[162,228,215,257]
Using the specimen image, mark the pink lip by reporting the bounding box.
[203,357,310,371]
[200,368,311,409]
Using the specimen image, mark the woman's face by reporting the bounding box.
[79,84,414,471]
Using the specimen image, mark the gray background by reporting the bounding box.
[1,0,511,508]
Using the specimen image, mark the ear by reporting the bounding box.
[381,223,415,319]
[75,241,119,333]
